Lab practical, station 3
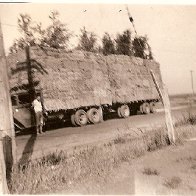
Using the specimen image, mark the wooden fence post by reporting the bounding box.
[150,70,175,144]
[0,131,9,194]
[0,20,16,190]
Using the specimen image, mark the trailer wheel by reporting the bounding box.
[74,109,88,126]
[117,107,122,118]
[121,105,130,118]
[98,107,104,122]
[87,108,101,124]
[71,114,77,126]
[140,104,144,114]
[150,102,156,113]
[117,105,130,118]
[142,103,151,114]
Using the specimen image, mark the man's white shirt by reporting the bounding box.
[32,99,42,113]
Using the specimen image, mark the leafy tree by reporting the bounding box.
[146,42,153,60]
[9,38,26,53]
[132,36,147,59]
[77,27,97,52]
[31,22,47,46]
[9,11,71,53]
[44,10,71,49]
[115,29,132,56]
[9,14,38,99]
[132,35,153,59]
[9,14,36,53]
[102,32,115,55]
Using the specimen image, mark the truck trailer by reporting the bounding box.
[7,47,163,129]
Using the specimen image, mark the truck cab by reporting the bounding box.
[11,91,40,130]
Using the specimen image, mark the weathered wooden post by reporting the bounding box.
[0,20,17,193]
[0,131,9,194]
[150,70,175,144]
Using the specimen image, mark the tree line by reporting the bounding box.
[9,11,153,60]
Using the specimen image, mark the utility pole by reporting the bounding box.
[190,70,194,96]
[150,70,175,144]
[125,5,149,59]
[0,21,16,193]
[125,5,137,36]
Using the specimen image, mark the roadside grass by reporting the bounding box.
[142,167,160,176]
[184,156,196,170]
[173,112,196,141]
[191,164,196,170]
[185,156,196,162]
[174,112,196,128]
[9,115,196,194]
[9,128,169,194]
[176,155,196,171]
[163,176,182,189]
[175,125,196,142]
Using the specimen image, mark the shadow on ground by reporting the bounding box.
[18,133,37,166]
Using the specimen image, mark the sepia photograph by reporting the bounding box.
[0,1,196,194]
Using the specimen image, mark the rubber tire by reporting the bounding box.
[74,109,88,126]
[150,102,156,113]
[71,114,77,126]
[120,105,130,118]
[142,103,151,114]
[117,107,122,118]
[87,108,101,124]
[98,107,104,122]
[140,104,144,114]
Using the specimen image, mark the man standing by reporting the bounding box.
[32,96,44,134]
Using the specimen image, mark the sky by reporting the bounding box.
[0,2,196,95]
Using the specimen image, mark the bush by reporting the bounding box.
[163,176,182,189]
[142,167,159,176]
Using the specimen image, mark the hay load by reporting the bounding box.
[7,47,162,112]
[106,55,161,103]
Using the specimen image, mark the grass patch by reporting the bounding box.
[176,156,196,164]
[174,112,196,127]
[9,128,168,194]
[191,164,196,170]
[113,135,126,144]
[163,176,182,189]
[9,123,195,194]
[142,167,159,176]
[186,156,196,162]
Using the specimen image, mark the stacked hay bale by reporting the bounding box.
[7,47,162,111]
[8,47,112,111]
[106,55,161,103]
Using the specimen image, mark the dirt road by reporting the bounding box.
[16,106,196,162]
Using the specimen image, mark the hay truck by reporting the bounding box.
[8,47,162,130]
